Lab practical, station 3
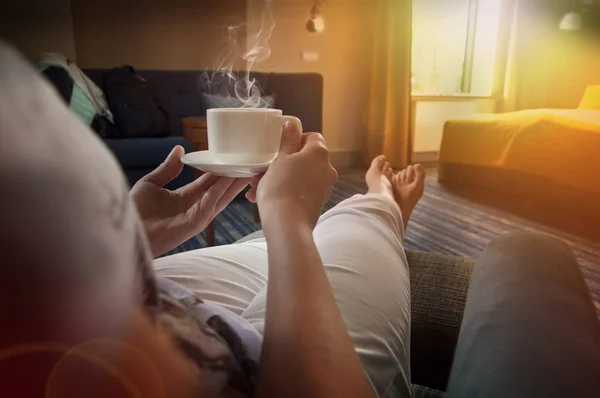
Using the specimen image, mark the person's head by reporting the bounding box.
[0,41,205,397]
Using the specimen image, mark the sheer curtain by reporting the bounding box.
[502,0,520,113]
[364,0,413,168]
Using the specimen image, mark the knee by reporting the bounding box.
[489,232,570,255]
[481,232,578,277]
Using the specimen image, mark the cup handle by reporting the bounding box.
[277,115,303,134]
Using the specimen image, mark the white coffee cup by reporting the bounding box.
[207,108,303,164]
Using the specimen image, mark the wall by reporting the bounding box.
[513,0,600,110]
[0,0,76,60]
[71,0,247,70]
[58,0,371,155]
[412,98,496,154]
[4,0,375,157]
[248,0,373,153]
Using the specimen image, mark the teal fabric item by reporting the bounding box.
[39,64,97,127]
[70,84,96,126]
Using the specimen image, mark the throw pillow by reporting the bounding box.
[579,85,600,110]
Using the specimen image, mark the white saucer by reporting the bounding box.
[181,151,270,178]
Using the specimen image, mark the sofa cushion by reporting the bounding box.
[411,385,445,398]
[407,250,474,392]
[104,136,192,169]
[579,84,600,110]
[168,92,206,136]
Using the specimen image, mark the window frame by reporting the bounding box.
[411,0,513,98]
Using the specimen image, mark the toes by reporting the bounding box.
[386,167,394,180]
[406,165,415,182]
[399,169,408,184]
[383,162,393,178]
[413,164,426,181]
[371,155,387,170]
[412,164,426,188]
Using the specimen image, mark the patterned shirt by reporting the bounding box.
[156,277,263,397]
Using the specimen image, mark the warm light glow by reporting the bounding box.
[471,0,502,95]
[412,0,502,96]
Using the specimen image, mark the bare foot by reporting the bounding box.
[366,155,395,200]
[392,164,426,229]
[366,156,425,229]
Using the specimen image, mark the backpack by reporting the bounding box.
[104,66,169,138]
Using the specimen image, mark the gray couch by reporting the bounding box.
[237,231,475,397]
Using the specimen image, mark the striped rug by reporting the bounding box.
[166,171,600,318]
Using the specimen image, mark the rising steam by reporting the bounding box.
[200,0,275,108]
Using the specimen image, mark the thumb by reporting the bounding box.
[142,145,185,187]
[278,121,302,156]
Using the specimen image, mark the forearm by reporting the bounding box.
[255,208,374,398]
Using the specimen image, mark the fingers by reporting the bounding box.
[298,133,330,164]
[190,178,249,228]
[214,178,251,213]
[250,174,263,186]
[300,132,326,149]
[181,173,253,209]
[278,122,302,156]
[179,172,221,203]
[299,132,338,192]
[201,177,236,210]
[245,189,256,203]
[245,174,263,203]
[141,146,185,187]
[299,133,328,159]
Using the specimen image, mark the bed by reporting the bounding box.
[438,87,600,218]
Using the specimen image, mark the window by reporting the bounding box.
[412,0,503,96]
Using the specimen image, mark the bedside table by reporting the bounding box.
[182,117,215,247]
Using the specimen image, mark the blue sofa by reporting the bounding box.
[84,69,324,189]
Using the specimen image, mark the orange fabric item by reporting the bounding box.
[439,109,600,195]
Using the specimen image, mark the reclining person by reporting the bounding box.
[1,42,599,398]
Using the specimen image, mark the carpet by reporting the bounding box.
[165,171,600,318]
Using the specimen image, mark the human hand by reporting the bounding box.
[246,122,338,230]
[131,146,250,257]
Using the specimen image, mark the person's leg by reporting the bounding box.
[153,241,269,316]
[242,157,426,398]
[155,157,425,397]
[446,232,600,398]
